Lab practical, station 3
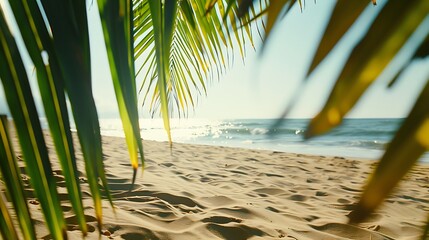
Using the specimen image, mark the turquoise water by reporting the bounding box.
[94,118,428,162]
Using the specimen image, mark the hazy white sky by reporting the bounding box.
[185,2,429,119]
[1,1,429,120]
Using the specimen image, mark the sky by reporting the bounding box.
[1,1,429,120]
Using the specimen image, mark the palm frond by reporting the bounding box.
[256,0,429,226]
[349,74,429,222]
[7,0,88,234]
[136,0,258,141]
[0,115,36,239]
[40,0,115,229]
[306,0,429,137]
[306,1,369,77]
[0,190,18,240]
[97,0,145,184]
[222,0,429,230]
[388,34,429,88]
[0,7,67,237]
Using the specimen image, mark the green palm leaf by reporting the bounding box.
[281,0,429,227]
[349,74,429,222]
[137,0,256,141]
[97,0,145,183]
[0,115,36,239]
[388,34,429,88]
[147,0,175,144]
[7,0,88,234]
[0,190,18,240]
[238,0,429,230]
[264,0,289,41]
[40,0,113,229]
[0,8,67,238]
[306,0,429,137]
[306,1,369,77]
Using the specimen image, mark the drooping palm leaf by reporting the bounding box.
[259,0,429,226]
[388,34,429,88]
[306,0,429,137]
[264,0,290,42]
[228,0,429,229]
[146,0,175,144]
[0,115,36,239]
[0,7,67,238]
[0,190,18,240]
[1,0,148,236]
[349,74,429,223]
[306,1,369,77]
[137,0,256,140]
[40,0,113,229]
[7,0,88,234]
[97,0,145,184]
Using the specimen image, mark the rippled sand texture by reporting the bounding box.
[16,134,429,239]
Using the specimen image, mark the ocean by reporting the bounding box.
[94,118,429,162]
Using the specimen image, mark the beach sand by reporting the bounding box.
[10,133,429,239]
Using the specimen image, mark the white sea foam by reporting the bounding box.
[89,118,429,162]
[250,128,269,135]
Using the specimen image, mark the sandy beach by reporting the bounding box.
[12,133,429,239]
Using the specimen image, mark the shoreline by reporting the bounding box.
[150,139,429,166]
[11,133,429,239]
[147,139,381,161]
